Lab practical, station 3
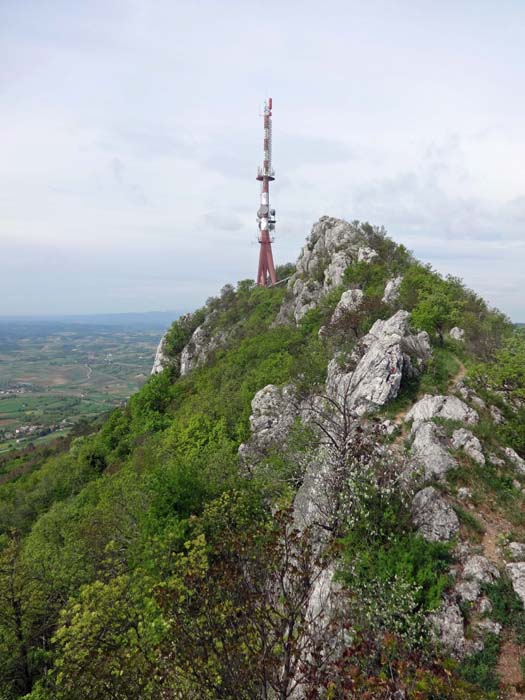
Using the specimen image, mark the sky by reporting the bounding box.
[1,0,524,320]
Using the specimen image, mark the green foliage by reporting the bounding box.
[1,225,522,699]
[163,308,206,359]
[458,633,500,695]
[33,573,162,700]
[483,574,525,644]
[275,261,296,280]
[400,266,463,344]
[338,487,452,636]
[343,259,390,298]
[470,329,525,457]
[400,262,512,356]
[382,345,459,419]
[419,345,461,393]
[453,504,485,540]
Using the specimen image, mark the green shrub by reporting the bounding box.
[458,633,500,695]
[338,489,452,616]
[483,574,525,644]
[454,505,485,539]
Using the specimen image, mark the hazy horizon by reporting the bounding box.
[2,1,525,320]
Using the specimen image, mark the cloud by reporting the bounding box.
[1,1,524,319]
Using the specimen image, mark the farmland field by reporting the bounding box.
[0,316,173,453]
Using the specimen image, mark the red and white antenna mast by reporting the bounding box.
[256,97,277,286]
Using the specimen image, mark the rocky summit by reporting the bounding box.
[2,216,525,700]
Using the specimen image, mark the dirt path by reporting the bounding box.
[478,510,525,696]
[449,360,467,390]
[497,638,524,700]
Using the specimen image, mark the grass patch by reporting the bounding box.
[483,575,525,644]
[454,504,485,542]
[419,345,461,394]
[458,633,500,695]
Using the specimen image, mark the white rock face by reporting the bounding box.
[450,327,465,342]
[326,311,431,416]
[382,276,402,304]
[180,324,229,376]
[278,217,384,324]
[479,597,493,614]
[330,289,364,323]
[357,246,379,263]
[504,447,525,475]
[473,619,502,636]
[296,217,362,278]
[464,555,500,585]
[291,278,323,323]
[507,562,525,607]
[409,422,457,480]
[463,555,500,583]
[452,428,485,465]
[455,580,482,604]
[241,384,299,454]
[429,597,466,658]
[323,251,353,291]
[405,394,479,430]
[456,381,486,409]
[411,487,459,542]
[489,405,505,424]
[151,334,168,375]
[506,542,525,562]
[455,556,500,604]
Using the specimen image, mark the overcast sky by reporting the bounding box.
[1,0,524,320]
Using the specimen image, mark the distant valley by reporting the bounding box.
[0,312,180,453]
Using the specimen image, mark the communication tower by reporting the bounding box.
[256,98,277,286]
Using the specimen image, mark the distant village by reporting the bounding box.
[0,418,73,444]
[0,382,35,397]
[0,382,72,445]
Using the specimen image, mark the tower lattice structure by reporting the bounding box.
[256,98,277,286]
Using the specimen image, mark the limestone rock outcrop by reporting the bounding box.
[411,487,459,542]
[357,246,378,263]
[429,597,466,658]
[454,555,500,606]
[506,542,525,561]
[151,335,168,375]
[326,310,431,416]
[238,384,300,459]
[276,217,384,324]
[382,276,402,304]
[450,327,465,342]
[504,447,525,475]
[180,324,230,376]
[456,380,486,409]
[408,422,457,480]
[451,428,485,465]
[405,394,479,430]
[330,289,364,324]
[507,563,525,607]
[288,278,323,323]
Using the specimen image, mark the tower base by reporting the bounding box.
[257,237,277,286]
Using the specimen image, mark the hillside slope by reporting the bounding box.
[1,217,525,700]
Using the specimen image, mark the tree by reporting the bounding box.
[411,284,463,345]
[155,491,331,700]
[30,573,162,700]
[0,534,52,698]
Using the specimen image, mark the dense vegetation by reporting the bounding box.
[0,225,522,699]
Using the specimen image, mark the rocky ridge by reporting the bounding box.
[152,215,525,691]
